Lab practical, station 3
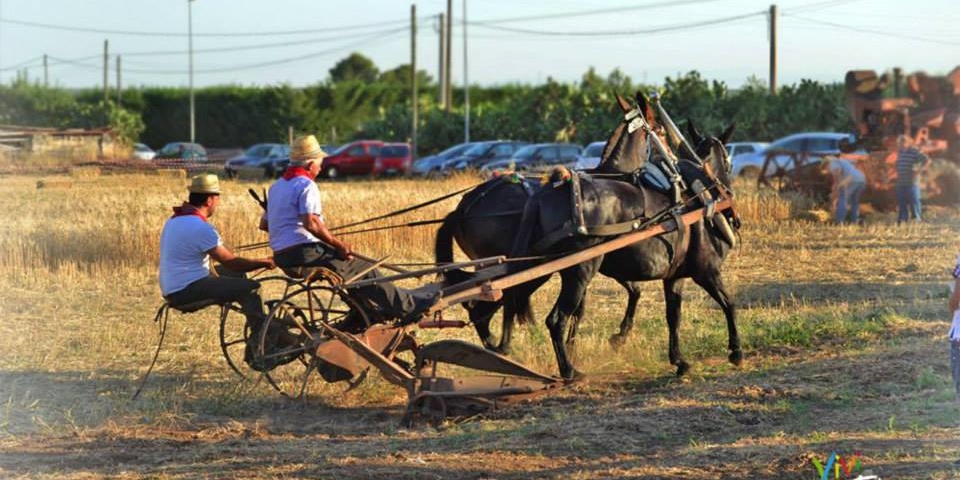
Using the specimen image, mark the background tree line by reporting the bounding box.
[0,52,852,156]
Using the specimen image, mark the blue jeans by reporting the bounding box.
[896,183,922,223]
[835,181,865,224]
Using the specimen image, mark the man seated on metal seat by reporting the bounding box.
[159,174,276,351]
[259,134,437,326]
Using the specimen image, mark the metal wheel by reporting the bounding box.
[257,282,371,398]
[218,275,298,381]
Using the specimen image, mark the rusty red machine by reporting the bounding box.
[757,66,960,210]
[843,66,960,208]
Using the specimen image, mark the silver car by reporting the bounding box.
[573,141,606,170]
[731,132,855,177]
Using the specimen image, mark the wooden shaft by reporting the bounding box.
[432,198,732,311]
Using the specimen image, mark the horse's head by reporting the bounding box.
[686,119,736,185]
[594,91,653,174]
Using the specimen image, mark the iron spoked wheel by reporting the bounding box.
[257,283,372,398]
[218,275,298,381]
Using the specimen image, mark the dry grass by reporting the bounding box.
[0,172,958,479]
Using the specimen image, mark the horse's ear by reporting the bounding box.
[719,123,736,144]
[615,93,631,113]
[634,91,656,126]
[686,119,704,146]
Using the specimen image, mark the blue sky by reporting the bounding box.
[1,0,957,89]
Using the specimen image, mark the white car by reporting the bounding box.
[132,143,156,161]
[726,141,768,158]
[731,132,856,177]
[573,141,606,170]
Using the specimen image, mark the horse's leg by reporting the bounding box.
[466,299,503,351]
[546,262,598,380]
[610,280,641,349]
[565,294,586,351]
[693,272,743,367]
[498,278,545,355]
[663,278,690,377]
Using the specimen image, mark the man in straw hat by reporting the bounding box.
[260,135,437,326]
[159,174,276,340]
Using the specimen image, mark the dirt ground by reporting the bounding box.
[2,330,958,479]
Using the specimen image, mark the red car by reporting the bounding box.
[320,140,384,178]
[373,142,413,176]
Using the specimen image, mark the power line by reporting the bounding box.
[470,10,765,37]
[785,13,960,46]
[0,16,416,38]
[117,26,409,57]
[46,29,406,75]
[460,0,725,25]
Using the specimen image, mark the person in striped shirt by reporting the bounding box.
[894,135,931,224]
[949,257,960,398]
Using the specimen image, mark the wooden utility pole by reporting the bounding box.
[444,0,452,112]
[43,54,48,87]
[437,13,445,107]
[411,4,418,159]
[463,0,469,142]
[768,4,778,94]
[116,55,122,105]
[103,40,109,102]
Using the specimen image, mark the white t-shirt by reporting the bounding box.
[827,159,865,186]
[265,176,324,252]
[158,215,222,295]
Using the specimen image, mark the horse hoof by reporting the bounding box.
[675,361,691,377]
[608,334,626,349]
[563,369,587,383]
[729,350,743,366]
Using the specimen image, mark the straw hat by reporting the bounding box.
[290,135,327,165]
[188,174,221,194]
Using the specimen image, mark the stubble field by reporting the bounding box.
[0,171,958,479]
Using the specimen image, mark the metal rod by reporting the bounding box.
[649,91,701,162]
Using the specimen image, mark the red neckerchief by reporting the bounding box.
[171,203,207,222]
[282,166,313,180]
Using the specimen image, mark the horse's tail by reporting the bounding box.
[435,211,458,265]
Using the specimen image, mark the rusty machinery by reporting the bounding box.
[843,66,960,209]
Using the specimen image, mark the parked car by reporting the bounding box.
[731,132,856,177]
[320,140,384,178]
[726,141,768,159]
[412,141,478,176]
[373,142,413,176]
[442,140,530,172]
[155,142,209,163]
[573,141,607,170]
[223,143,290,179]
[481,143,582,174]
[132,142,156,161]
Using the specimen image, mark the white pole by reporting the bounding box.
[462,0,469,143]
[188,0,196,145]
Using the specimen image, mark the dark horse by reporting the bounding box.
[436,92,741,379]
[435,92,655,352]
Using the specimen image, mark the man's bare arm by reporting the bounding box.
[302,213,352,260]
[208,245,275,272]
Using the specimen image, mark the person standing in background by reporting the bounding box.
[894,135,931,224]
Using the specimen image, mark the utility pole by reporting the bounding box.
[116,55,122,105]
[188,0,196,146]
[768,4,778,94]
[444,0,452,112]
[43,54,48,87]
[437,13,445,107]
[103,40,109,102]
[463,0,469,142]
[411,4,418,159]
